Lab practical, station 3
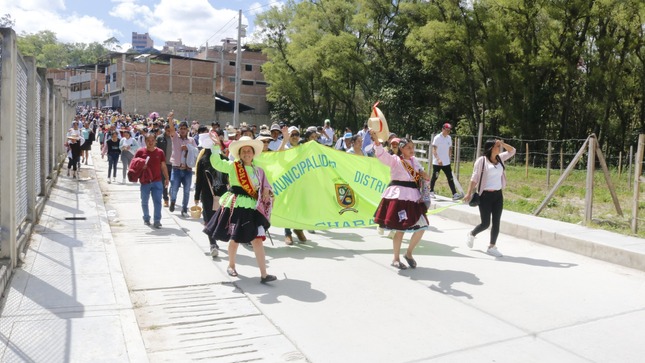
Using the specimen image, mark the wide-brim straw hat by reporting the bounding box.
[368,103,389,143]
[229,136,264,160]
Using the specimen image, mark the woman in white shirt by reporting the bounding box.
[464,139,516,257]
[119,129,138,183]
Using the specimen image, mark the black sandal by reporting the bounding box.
[391,261,407,270]
[404,255,417,269]
[227,267,238,277]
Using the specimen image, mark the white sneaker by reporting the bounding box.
[377,227,384,235]
[122,178,126,184]
[466,232,475,248]
[429,191,435,199]
[453,193,463,200]
[487,246,503,257]
[107,178,111,184]
[210,246,219,258]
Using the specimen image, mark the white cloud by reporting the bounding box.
[108,0,155,28]
[146,0,247,48]
[1,3,120,44]
[248,1,284,16]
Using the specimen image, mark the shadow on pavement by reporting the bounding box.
[403,267,483,300]
[233,276,327,305]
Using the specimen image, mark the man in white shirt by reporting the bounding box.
[322,119,335,146]
[431,123,461,200]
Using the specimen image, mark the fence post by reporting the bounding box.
[584,136,596,224]
[560,145,564,174]
[455,137,460,180]
[547,141,552,188]
[0,28,19,266]
[618,151,623,178]
[525,143,529,178]
[629,145,634,189]
[631,135,645,233]
[475,123,483,160]
[25,56,38,224]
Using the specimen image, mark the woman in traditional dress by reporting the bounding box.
[371,130,430,270]
[205,135,276,283]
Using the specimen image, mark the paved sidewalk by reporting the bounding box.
[0,158,147,362]
[2,145,645,363]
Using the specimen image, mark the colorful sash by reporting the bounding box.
[234,161,258,199]
[400,159,421,186]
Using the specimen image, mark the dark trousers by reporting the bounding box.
[162,164,172,201]
[471,190,504,245]
[430,164,457,194]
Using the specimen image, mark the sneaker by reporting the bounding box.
[429,191,435,199]
[453,193,464,200]
[181,208,188,217]
[466,232,475,248]
[107,178,111,184]
[164,200,169,207]
[284,235,293,245]
[260,274,277,284]
[210,246,219,258]
[169,201,176,212]
[376,227,384,235]
[122,178,126,184]
[487,246,503,257]
[153,222,162,229]
[67,169,70,177]
[144,220,151,226]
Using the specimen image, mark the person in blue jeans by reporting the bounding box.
[167,113,198,217]
[134,133,170,228]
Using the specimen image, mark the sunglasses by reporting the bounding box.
[262,140,270,144]
[291,133,300,137]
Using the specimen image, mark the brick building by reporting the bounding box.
[132,32,154,51]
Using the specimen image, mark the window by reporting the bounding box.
[112,72,117,82]
[245,64,252,71]
[229,61,236,66]
[255,81,268,86]
[242,80,254,86]
[228,76,236,83]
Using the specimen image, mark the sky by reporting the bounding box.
[1,0,284,51]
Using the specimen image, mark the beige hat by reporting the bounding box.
[229,136,264,160]
[368,102,389,143]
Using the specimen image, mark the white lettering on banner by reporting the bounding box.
[314,219,377,228]
[353,171,387,193]
[272,154,336,196]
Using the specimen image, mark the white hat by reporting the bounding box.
[306,126,319,134]
[270,123,281,131]
[198,133,213,149]
[368,103,390,143]
[288,126,300,135]
[229,136,264,160]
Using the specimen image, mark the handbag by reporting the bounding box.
[469,157,485,207]
[204,170,220,211]
[420,179,431,208]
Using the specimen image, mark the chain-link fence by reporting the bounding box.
[0,28,73,291]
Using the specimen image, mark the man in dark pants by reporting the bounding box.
[156,123,173,207]
[430,123,462,200]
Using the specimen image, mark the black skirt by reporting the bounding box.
[203,205,270,244]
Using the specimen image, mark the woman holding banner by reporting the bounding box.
[204,134,277,283]
[371,130,430,270]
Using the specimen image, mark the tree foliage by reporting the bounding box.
[16,30,114,68]
[255,0,645,154]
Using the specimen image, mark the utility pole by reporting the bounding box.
[233,9,242,127]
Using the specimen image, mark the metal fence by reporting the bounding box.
[0,28,73,291]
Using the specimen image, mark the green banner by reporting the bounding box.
[254,142,390,230]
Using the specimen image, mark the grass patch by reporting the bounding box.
[441,161,645,238]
